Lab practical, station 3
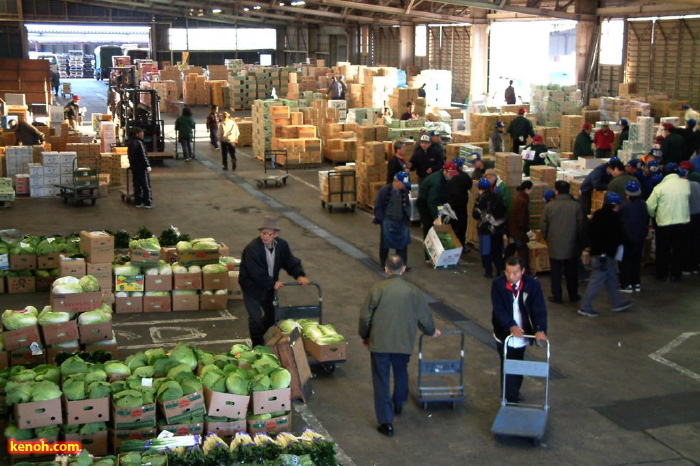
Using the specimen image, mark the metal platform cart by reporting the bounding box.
[414,330,465,410]
[61,82,73,99]
[120,167,135,204]
[319,168,357,213]
[255,149,289,187]
[491,335,550,446]
[274,282,345,374]
[56,156,100,206]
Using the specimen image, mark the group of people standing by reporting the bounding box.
[175,105,240,169]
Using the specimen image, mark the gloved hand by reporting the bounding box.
[526,230,535,241]
[147,167,152,173]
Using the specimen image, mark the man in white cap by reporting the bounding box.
[409,134,444,182]
[238,216,311,346]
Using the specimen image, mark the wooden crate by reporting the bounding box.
[528,241,550,275]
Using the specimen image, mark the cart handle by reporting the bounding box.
[274,281,322,299]
[418,330,464,357]
[503,334,550,358]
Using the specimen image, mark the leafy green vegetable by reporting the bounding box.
[2,308,38,330]
[78,275,100,292]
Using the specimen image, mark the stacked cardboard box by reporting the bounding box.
[252,99,285,159]
[4,146,33,181]
[355,141,390,206]
[534,126,561,148]
[257,102,322,167]
[323,122,358,163]
[469,113,518,143]
[205,80,229,108]
[229,74,257,110]
[362,67,399,108]
[600,97,651,123]
[236,119,253,147]
[225,58,244,75]
[529,166,556,189]
[529,85,582,126]
[494,152,522,187]
[207,65,230,80]
[319,165,357,204]
[528,182,548,231]
[159,67,183,98]
[183,74,209,106]
[559,115,584,153]
[286,72,299,100]
[389,88,420,119]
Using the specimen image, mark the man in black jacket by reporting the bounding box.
[126,127,153,208]
[386,140,409,185]
[578,192,632,317]
[491,255,547,403]
[239,216,311,346]
[409,134,444,182]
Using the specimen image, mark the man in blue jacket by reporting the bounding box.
[491,256,548,403]
[579,158,616,215]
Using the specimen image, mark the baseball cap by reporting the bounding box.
[682,104,690,110]
[627,159,640,168]
[604,192,622,205]
[647,160,660,172]
[651,173,664,185]
[477,178,491,189]
[651,149,663,158]
[452,158,465,170]
[680,160,693,171]
[543,189,556,202]
[532,135,544,144]
[618,119,629,126]
[484,168,497,177]
[419,134,430,143]
[518,107,526,115]
[495,121,505,128]
[679,168,688,177]
[394,171,411,187]
[664,162,680,174]
[583,123,592,130]
[662,122,675,131]
[443,161,459,175]
[72,95,80,101]
[687,119,697,128]
[429,130,441,137]
[624,180,641,196]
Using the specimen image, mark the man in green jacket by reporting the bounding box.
[573,123,594,158]
[416,161,459,260]
[358,255,441,437]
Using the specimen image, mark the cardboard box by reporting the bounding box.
[204,418,246,437]
[145,274,173,291]
[172,293,200,311]
[2,324,41,351]
[80,231,114,263]
[424,225,463,269]
[40,319,79,345]
[174,272,202,290]
[304,338,348,362]
[37,253,61,270]
[115,295,143,313]
[143,294,172,312]
[62,395,109,425]
[10,254,37,271]
[204,387,249,419]
[130,249,160,267]
[46,342,79,365]
[14,398,62,429]
[35,275,56,292]
[86,262,112,291]
[111,402,157,430]
[250,388,291,415]
[247,412,292,435]
[64,430,108,456]
[158,391,206,425]
[200,294,227,311]
[60,256,86,278]
[9,347,47,367]
[202,272,227,291]
[228,271,242,300]
[115,274,145,292]
[79,321,113,344]
[110,427,157,451]
[0,351,8,370]
[7,276,36,294]
[177,248,220,267]
[157,421,204,436]
[51,291,102,312]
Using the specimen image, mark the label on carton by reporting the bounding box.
[158,430,174,439]
[0,254,8,270]
[142,378,153,387]
[29,342,43,356]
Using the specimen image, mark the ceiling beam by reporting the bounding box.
[233,0,398,24]
[304,0,471,22]
[426,0,595,20]
[597,3,700,16]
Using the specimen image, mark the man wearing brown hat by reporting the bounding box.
[238,216,311,346]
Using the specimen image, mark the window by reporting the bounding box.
[168,28,276,51]
[600,19,624,65]
[415,24,427,57]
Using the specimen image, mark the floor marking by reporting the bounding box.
[149,326,208,344]
[114,314,237,327]
[120,338,249,351]
[649,332,700,382]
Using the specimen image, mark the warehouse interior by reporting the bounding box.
[1,0,700,464]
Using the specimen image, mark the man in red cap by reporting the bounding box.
[522,134,548,176]
[573,123,594,158]
[681,160,700,184]
[593,122,614,158]
[506,108,535,154]
[63,95,81,130]
[416,161,460,262]
[661,123,686,164]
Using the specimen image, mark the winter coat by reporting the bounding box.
[507,191,530,244]
[218,118,240,143]
[523,143,548,176]
[541,193,585,260]
[238,237,305,301]
[573,130,594,158]
[175,114,196,140]
[620,199,650,245]
[410,146,444,181]
[506,115,535,144]
[589,206,623,257]
[661,132,686,164]
[491,274,547,344]
[418,171,449,220]
[127,135,150,171]
[472,190,506,235]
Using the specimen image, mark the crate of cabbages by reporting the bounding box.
[175,238,230,267]
[277,318,347,374]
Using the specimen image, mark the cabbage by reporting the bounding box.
[30,380,62,401]
[316,335,346,344]
[125,352,148,371]
[129,238,161,251]
[225,373,250,395]
[78,275,100,292]
[170,342,197,371]
[153,357,179,377]
[145,267,160,276]
[178,373,203,395]
[38,309,71,325]
[166,363,192,379]
[115,292,129,298]
[158,262,172,275]
[269,368,291,389]
[172,290,197,296]
[188,265,201,273]
[172,264,188,274]
[53,283,83,294]
[176,241,192,251]
[230,344,251,356]
[84,369,107,384]
[35,425,61,439]
[78,309,111,325]
[202,264,227,274]
[63,375,87,400]
[131,292,143,297]
[104,361,130,377]
[0,334,4,352]
[114,264,141,276]
[80,421,107,434]
[196,349,215,366]
[250,374,271,392]
[156,380,183,401]
[145,291,169,296]
[201,370,226,393]
[132,366,155,378]
[34,365,60,384]
[87,381,111,399]
[215,289,228,295]
[248,413,272,421]
[53,276,80,287]
[278,320,301,334]
[113,389,144,408]
[6,382,33,404]
[2,309,38,330]
[60,355,91,376]
[193,241,218,250]
[145,348,167,364]
[4,422,35,440]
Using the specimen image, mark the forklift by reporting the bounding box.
[115,88,171,160]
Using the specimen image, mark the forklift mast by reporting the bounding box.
[117,88,165,153]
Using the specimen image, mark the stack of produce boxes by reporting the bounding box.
[494,152,522,188]
[177,240,229,311]
[80,231,115,305]
[322,122,358,163]
[129,238,172,313]
[269,106,323,167]
[355,140,390,207]
[559,115,584,153]
[252,99,285,160]
[236,118,253,147]
[0,177,15,204]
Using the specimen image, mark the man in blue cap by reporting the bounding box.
[579,157,617,215]
[373,171,412,269]
[429,130,445,161]
[490,121,505,154]
[614,119,629,157]
[578,192,631,317]
[619,180,649,293]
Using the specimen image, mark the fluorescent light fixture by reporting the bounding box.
[243,7,249,11]
[279,2,285,5]
[290,0,306,5]
[253,4,261,9]
[628,14,700,21]
[212,8,222,13]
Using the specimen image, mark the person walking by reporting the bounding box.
[175,107,196,162]
[238,216,311,347]
[473,177,507,277]
[647,163,691,282]
[618,180,649,293]
[409,134,444,182]
[506,181,534,272]
[63,95,81,130]
[578,192,632,317]
[447,158,473,247]
[573,123,594,159]
[506,108,535,154]
[127,127,153,209]
[358,254,441,437]
[541,180,585,303]
[504,80,517,105]
[593,122,615,158]
[373,172,412,269]
[206,105,222,150]
[491,255,547,403]
[522,135,548,177]
[50,70,60,97]
[218,112,240,171]
[490,121,505,154]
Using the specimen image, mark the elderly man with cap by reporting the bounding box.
[63,95,81,130]
[506,108,535,154]
[579,157,616,215]
[429,130,445,161]
[578,192,632,317]
[594,122,615,158]
[386,140,410,185]
[447,158,473,247]
[238,217,311,346]
[374,171,412,269]
[409,133,444,182]
[484,168,512,217]
[574,123,594,159]
[490,121,505,154]
[417,161,460,262]
[473,177,507,277]
[614,119,630,157]
[661,123,686,165]
[606,158,637,199]
[618,180,649,293]
[522,134,548,177]
[647,163,691,282]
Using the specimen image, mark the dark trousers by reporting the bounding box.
[549,257,579,301]
[379,224,407,268]
[481,233,504,276]
[371,352,410,425]
[179,138,193,160]
[655,223,686,280]
[132,169,152,207]
[209,128,219,149]
[580,191,592,216]
[52,84,59,95]
[221,142,237,169]
[451,204,468,246]
[495,342,526,403]
[685,214,700,272]
[512,138,524,154]
[243,291,275,347]
[417,198,432,260]
[619,240,643,287]
[595,148,611,158]
[505,241,530,273]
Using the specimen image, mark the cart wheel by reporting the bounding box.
[532,437,542,447]
[91,198,97,206]
[320,363,336,374]
[321,200,326,208]
[256,181,263,188]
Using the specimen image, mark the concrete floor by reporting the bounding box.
[3,78,700,465]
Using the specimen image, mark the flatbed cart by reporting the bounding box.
[320,169,357,213]
[491,335,550,446]
[414,330,465,410]
[61,82,72,99]
[274,282,344,374]
[56,156,100,206]
[120,167,135,204]
[256,149,289,187]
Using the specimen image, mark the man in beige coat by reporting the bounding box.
[217,112,240,171]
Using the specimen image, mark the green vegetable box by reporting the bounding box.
[423,224,464,269]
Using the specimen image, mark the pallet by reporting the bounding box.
[277,162,322,170]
